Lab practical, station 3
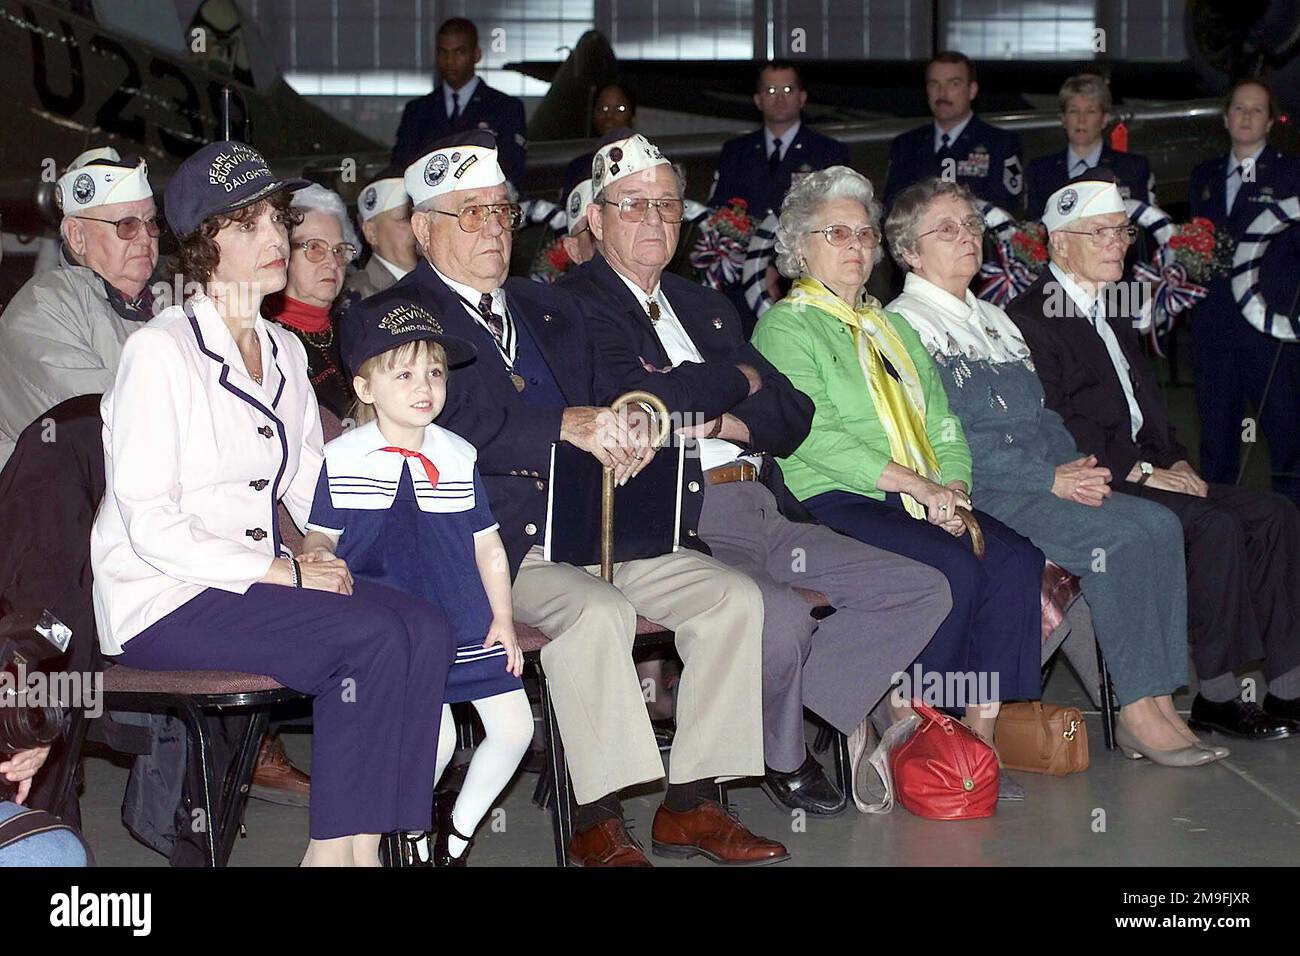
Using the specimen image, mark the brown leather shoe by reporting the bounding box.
[567,818,653,867]
[651,801,790,865]
[250,733,311,808]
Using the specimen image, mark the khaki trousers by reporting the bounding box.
[513,545,764,806]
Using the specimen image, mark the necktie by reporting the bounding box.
[939,132,951,154]
[1227,163,1244,213]
[647,299,661,324]
[450,90,461,124]
[1072,158,1088,176]
[769,137,783,176]
[478,292,504,344]
[380,447,439,487]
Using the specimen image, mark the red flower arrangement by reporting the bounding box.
[1167,216,1232,282]
[530,236,573,284]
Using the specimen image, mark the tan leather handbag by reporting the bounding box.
[994,701,1089,776]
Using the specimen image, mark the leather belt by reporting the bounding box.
[704,461,759,485]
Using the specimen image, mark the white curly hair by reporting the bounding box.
[774,165,882,278]
[290,183,360,261]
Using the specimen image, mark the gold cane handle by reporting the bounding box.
[601,391,672,582]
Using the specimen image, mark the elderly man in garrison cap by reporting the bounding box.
[563,132,954,815]
[347,129,788,867]
[345,173,418,300]
[0,147,158,470]
[1007,170,1300,743]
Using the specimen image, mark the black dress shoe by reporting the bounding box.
[1188,695,1297,741]
[761,751,847,815]
[433,792,475,867]
[1262,693,1300,728]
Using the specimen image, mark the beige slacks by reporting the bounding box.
[512,545,765,806]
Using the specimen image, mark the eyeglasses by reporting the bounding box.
[73,215,164,240]
[435,202,523,233]
[596,103,630,114]
[1058,224,1138,247]
[761,85,798,96]
[917,216,987,242]
[603,197,686,224]
[294,239,358,264]
[808,224,881,248]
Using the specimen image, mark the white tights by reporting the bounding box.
[434,688,533,858]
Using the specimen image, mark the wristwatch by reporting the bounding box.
[1136,461,1154,487]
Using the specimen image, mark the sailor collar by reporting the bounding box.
[322,419,479,513]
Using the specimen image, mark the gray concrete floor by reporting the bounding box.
[74,659,1300,867]
[73,351,1300,866]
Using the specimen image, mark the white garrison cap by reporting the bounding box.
[565,178,594,236]
[1042,177,1126,232]
[591,133,670,193]
[404,131,504,207]
[357,177,408,222]
[55,146,152,213]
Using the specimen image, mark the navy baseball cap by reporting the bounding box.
[339,299,476,378]
[164,140,310,238]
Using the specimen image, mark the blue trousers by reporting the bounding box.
[116,581,453,840]
[804,491,1045,704]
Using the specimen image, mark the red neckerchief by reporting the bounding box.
[379,447,439,487]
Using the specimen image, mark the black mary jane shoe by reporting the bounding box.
[760,751,847,816]
[1188,695,1297,741]
[434,793,476,867]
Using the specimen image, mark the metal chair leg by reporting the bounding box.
[216,710,270,866]
[47,707,91,821]
[1096,644,1117,751]
[540,677,574,867]
[811,723,834,755]
[833,729,852,796]
[177,700,220,867]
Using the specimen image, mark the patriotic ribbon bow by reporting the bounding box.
[977,240,1037,306]
[689,226,747,290]
[380,446,439,487]
[1132,258,1207,356]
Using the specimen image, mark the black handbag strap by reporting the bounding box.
[0,807,92,863]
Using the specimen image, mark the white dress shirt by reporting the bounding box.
[372,254,409,282]
[443,74,480,119]
[611,269,754,472]
[764,120,800,162]
[1049,263,1144,441]
[934,114,973,153]
[91,294,324,653]
[1226,144,1266,214]
[431,265,514,364]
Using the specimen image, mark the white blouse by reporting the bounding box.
[91,295,323,654]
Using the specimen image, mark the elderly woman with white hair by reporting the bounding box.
[884,176,1216,767]
[266,183,360,418]
[751,166,1045,767]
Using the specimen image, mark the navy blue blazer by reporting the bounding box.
[883,115,1023,212]
[1005,272,1187,484]
[391,80,527,184]
[1025,145,1153,220]
[709,123,852,219]
[1189,146,1300,323]
[347,259,589,577]
[561,254,816,522]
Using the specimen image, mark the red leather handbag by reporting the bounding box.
[891,704,999,820]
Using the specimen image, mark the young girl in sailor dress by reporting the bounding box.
[302,329,530,867]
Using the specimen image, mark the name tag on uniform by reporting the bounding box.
[958,148,990,178]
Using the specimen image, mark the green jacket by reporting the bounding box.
[751,298,972,502]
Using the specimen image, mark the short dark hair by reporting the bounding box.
[758,59,803,91]
[595,82,636,115]
[174,190,300,289]
[1226,77,1278,119]
[437,17,478,46]
[927,50,976,84]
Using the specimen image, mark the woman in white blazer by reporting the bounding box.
[90,142,456,866]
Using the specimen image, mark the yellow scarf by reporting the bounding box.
[786,277,941,518]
